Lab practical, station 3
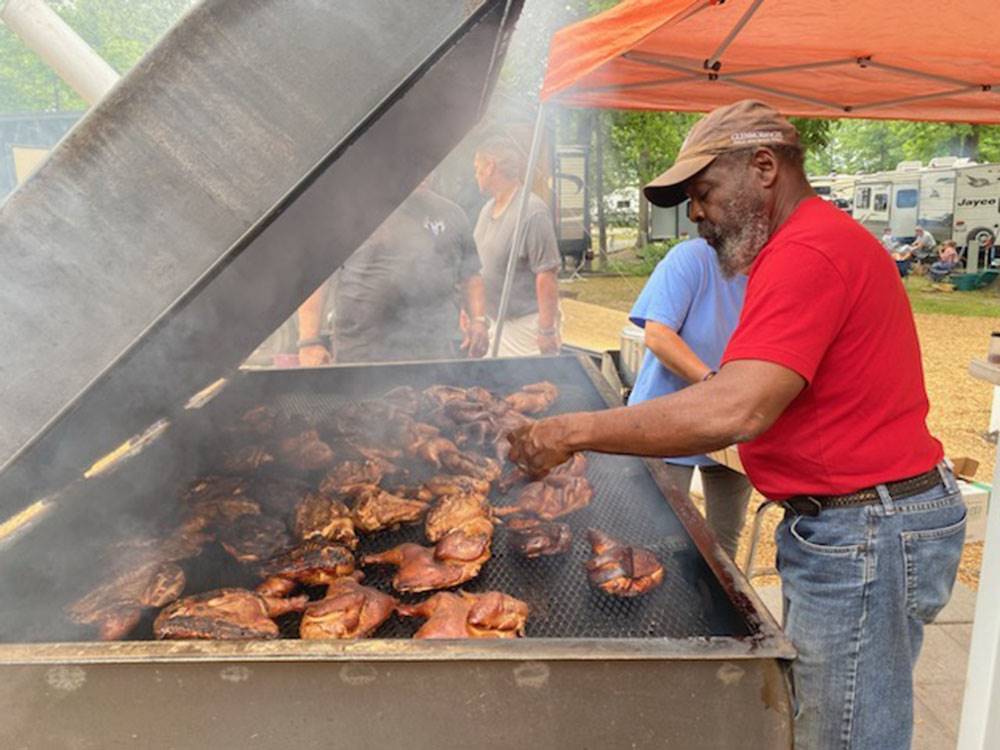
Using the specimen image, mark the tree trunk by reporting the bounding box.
[594,112,608,270]
[636,148,650,248]
[637,190,650,248]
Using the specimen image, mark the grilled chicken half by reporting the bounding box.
[585,529,664,598]
[154,588,307,640]
[398,591,528,639]
[299,572,398,640]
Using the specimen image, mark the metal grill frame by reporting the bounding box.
[0,354,794,665]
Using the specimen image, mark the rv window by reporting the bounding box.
[857,187,871,209]
[896,189,918,209]
[814,185,831,196]
[873,193,889,212]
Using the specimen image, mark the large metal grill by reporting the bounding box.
[1,355,750,644]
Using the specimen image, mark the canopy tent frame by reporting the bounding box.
[569,51,999,115]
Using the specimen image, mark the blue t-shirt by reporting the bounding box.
[626,239,747,467]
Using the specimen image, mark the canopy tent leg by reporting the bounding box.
[490,102,547,358]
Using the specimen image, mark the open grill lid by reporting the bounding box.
[0,0,523,511]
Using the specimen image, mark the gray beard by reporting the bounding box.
[698,192,770,277]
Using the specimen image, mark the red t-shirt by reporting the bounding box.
[721,197,943,500]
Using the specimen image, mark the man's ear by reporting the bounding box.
[750,148,779,189]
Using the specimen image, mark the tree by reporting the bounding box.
[0,0,194,113]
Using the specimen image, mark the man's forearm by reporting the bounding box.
[564,360,804,457]
[535,269,559,328]
[297,284,328,339]
[644,322,713,384]
[563,379,744,458]
[464,275,486,319]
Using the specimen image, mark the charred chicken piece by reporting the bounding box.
[237,405,279,435]
[320,459,386,497]
[414,436,461,469]
[397,591,528,639]
[351,486,428,533]
[277,429,337,472]
[327,400,402,441]
[186,495,261,528]
[504,381,559,415]
[421,385,472,410]
[218,515,290,564]
[434,517,494,567]
[420,474,491,501]
[67,561,186,640]
[441,450,501,482]
[222,445,275,474]
[293,491,357,548]
[256,541,356,597]
[585,529,664,598]
[299,572,398,639]
[362,541,484,593]
[181,475,249,506]
[383,386,422,416]
[153,588,307,640]
[496,476,593,520]
[425,492,494,543]
[505,516,573,558]
[247,476,313,517]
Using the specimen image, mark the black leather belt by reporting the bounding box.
[784,467,943,517]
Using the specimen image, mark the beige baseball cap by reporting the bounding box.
[643,99,800,208]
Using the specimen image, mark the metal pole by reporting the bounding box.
[490,103,547,358]
[0,0,119,106]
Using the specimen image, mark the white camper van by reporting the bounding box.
[809,173,856,210]
[852,162,923,241]
[952,163,1000,269]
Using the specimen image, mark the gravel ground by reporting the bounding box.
[560,290,996,589]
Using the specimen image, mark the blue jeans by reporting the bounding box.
[776,463,966,749]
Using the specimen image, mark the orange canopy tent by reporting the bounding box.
[541,0,1000,123]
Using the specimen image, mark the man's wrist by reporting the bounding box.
[297,337,328,349]
[701,369,717,382]
[558,412,591,452]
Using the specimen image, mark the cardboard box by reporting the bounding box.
[950,456,980,481]
[959,479,991,543]
[707,445,744,474]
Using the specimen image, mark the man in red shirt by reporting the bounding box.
[508,100,965,750]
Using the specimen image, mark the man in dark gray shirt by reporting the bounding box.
[473,136,562,356]
[296,186,488,364]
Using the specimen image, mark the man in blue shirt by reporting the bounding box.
[627,238,751,558]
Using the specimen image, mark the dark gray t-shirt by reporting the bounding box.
[333,188,480,363]
[474,190,560,320]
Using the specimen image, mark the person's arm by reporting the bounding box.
[535,269,561,354]
[296,284,331,366]
[508,359,805,475]
[643,320,714,384]
[461,274,489,358]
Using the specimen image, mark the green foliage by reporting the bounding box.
[807,119,1000,174]
[608,238,683,276]
[0,0,194,112]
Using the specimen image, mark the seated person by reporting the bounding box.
[889,242,913,278]
[929,240,960,281]
[910,225,937,263]
[880,227,896,252]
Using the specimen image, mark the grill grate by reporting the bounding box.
[0,357,749,643]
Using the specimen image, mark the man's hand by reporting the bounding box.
[462,320,490,358]
[507,415,577,477]
[537,330,561,355]
[298,344,331,367]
